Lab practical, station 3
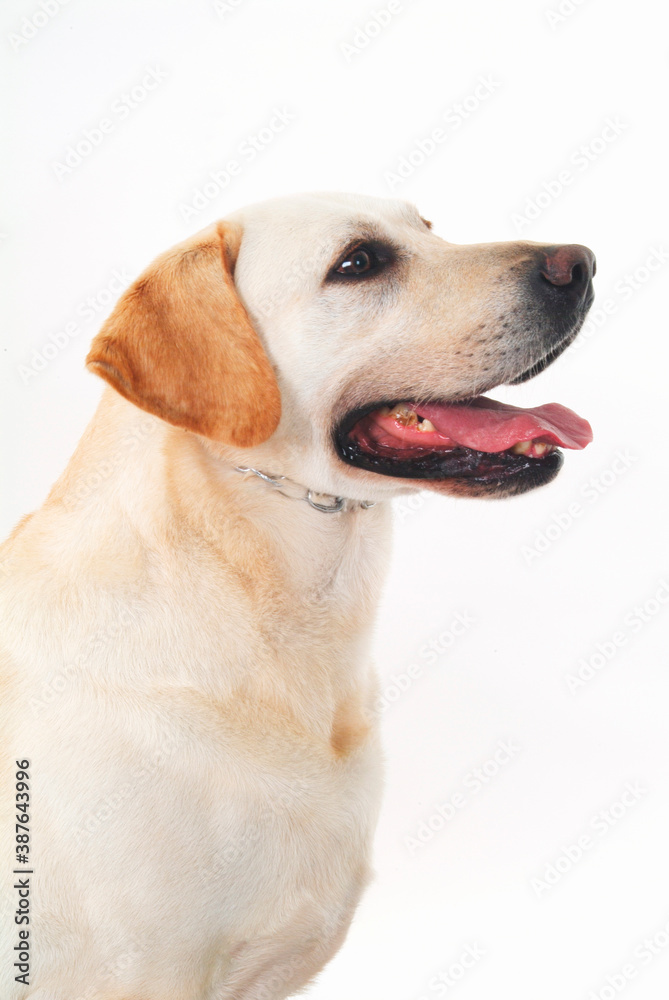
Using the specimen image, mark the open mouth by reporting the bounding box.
[335,395,593,497]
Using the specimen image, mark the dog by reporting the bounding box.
[0,192,595,999]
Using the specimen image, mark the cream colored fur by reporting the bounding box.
[1,193,560,999]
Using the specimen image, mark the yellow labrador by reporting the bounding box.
[0,193,595,999]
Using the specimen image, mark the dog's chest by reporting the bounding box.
[56,678,382,939]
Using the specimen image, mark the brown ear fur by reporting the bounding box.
[86,222,281,448]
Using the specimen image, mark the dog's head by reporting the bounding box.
[87,192,595,502]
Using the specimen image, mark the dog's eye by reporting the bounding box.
[327,241,398,283]
[334,246,381,277]
[337,248,375,275]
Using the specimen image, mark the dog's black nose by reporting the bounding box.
[537,244,596,310]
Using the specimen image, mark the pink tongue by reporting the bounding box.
[412,397,593,452]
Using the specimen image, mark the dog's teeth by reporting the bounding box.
[378,405,391,416]
[418,418,436,433]
[390,404,418,426]
[511,440,532,454]
[534,443,547,456]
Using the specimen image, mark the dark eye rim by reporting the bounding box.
[327,240,398,282]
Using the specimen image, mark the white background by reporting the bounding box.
[1,1,668,998]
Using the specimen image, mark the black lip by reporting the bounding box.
[333,401,563,494]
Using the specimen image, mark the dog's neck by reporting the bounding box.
[38,389,391,740]
[173,431,392,608]
[53,390,392,613]
[231,465,377,514]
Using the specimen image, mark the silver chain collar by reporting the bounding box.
[234,466,376,514]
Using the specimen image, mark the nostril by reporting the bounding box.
[571,262,584,287]
[539,244,594,291]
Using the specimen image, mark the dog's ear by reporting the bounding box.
[86,222,281,448]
